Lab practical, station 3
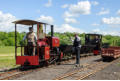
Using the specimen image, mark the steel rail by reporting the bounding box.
[76,58,120,80]
[54,57,119,80]
[54,61,103,80]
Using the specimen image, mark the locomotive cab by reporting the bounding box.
[13,20,62,66]
[85,34,102,55]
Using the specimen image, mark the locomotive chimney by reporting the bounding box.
[51,25,54,37]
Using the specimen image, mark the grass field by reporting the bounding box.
[0,46,21,69]
[0,46,21,55]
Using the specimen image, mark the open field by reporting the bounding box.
[0,46,20,69]
[0,46,21,55]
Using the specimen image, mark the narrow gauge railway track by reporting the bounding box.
[0,55,95,80]
[0,69,19,76]
[54,58,119,80]
[53,61,102,80]
[76,58,120,80]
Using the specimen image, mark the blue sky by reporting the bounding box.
[0,0,120,35]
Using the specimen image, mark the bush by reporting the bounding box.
[0,31,120,46]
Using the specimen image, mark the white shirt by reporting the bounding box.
[23,32,37,41]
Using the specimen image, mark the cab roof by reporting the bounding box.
[86,33,102,36]
[13,19,49,25]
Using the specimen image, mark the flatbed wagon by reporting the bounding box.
[101,46,120,60]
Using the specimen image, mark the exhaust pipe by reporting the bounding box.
[51,25,54,37]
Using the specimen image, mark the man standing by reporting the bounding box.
[73,34,81,67]
[23,27,37,56]
[94,36,100,51]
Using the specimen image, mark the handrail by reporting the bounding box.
[16,45,49,56]
[16,45,47,56]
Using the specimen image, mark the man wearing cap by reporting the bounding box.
[23,27,37,56]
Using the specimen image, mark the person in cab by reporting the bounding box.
[23,27,37,56]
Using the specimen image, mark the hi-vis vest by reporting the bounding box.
[26,32,35,42]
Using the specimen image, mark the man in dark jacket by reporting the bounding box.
[73,34,81,67]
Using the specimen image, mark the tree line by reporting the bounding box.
[0,31,120,46]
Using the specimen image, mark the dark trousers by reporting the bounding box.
[27,42,35,56]
[75,47,80,64]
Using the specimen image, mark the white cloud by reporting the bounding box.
[97,8,109,15]
[102,17,120,25]
[64,18,78,24]
[61,4,69,8]
[37,15,54,24]
[55,24,84,33]
[117,10,120,16]
[63,11,78,18]
[91,28,120,36]
[91,23,100,26]
[102,31,120,36]
[0,13,54,32]
[63,1,91,18]
[91,1,99,6]
[45,0,52,7]
[69,1,91,15]
[109,31,120,36]
[0,11,17,32]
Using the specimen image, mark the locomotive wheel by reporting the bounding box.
[45,61,49,66]
[39,61,49,67]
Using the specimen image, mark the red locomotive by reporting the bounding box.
[13,20,63,66]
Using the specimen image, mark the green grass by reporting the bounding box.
[0,46,21,69]
[0,56,16,68]
[0,46,20,55]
